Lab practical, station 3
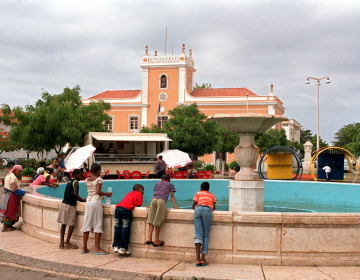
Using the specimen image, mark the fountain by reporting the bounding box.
[207,113,288,212]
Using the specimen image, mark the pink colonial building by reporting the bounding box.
[82,44,285,164]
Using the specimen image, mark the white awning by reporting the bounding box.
[91,134,172,142]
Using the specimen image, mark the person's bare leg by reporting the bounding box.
[60,224,66,246]
[82,232,89,253]
[65,226,75,245]
[201,253,207,263]
[147,224,154,242]
[154,227,162,245]
[93,233,107,253]
[195,243,201,264]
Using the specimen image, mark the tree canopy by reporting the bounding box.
[194,83,212,89]
[0,86,111,155]
[0,129,18,155]
[141,103,221,157]
[332,123,360,155]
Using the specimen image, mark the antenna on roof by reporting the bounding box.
[165,27,167,55]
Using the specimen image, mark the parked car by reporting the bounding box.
[344,160,350,172]
[1,157,15,167]
[13,158,28,165]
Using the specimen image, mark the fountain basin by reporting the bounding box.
[207,113,288,134]
[20,180,360,266]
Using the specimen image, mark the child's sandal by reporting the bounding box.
[65,243,78,249]
[59,244,64,249]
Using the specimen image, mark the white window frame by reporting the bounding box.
[128,114,140,131]
[103,115,114,131]
[156,115,168,129]
[159,73,168,90]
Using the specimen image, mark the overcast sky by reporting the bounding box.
[1,0,359,143]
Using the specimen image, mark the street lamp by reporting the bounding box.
[305,76,330,152]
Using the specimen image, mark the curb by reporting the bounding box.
[0,248,157,280]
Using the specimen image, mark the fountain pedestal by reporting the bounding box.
[207,113,288,212]
[229,180,264,212]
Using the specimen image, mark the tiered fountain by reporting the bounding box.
[207,113,288,212]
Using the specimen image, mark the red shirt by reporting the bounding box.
[116,191,143,210]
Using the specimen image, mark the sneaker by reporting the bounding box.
[119,248,131,255]
[113,246,119,253]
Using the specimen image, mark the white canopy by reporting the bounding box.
[91,134,172,142]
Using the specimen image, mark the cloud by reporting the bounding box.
[0,0,359,143]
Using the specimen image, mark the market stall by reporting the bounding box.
[84,132,172,174]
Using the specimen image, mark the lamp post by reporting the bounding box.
[305,76,330,152]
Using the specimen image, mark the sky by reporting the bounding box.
[1,0,359,143]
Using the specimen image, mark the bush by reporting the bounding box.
[204,164,215,172]
[20,158,39,170]
[229,160,237,170]
[22,167,36,177]
[191,160,204,170]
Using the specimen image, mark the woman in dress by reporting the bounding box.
[0,165,28,231]
[81,163,112,254]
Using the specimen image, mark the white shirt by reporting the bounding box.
[322,166,331,173]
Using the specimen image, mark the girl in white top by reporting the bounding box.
[81,163,112,255]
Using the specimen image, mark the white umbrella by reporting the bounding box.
[157,149,192,169]
[65,144,96,172]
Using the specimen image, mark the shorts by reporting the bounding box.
[147,198,167,228]
[57,171,64,177]
[57,202,76,226]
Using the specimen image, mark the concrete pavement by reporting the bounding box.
[2,229,360,279]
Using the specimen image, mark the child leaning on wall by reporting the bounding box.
[145,173,179,247]
[81,163,112,255]
[57,169,86,249]
[112,184,144,255]
[192,181,216,267]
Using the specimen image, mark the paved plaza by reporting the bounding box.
[1,221,360,279]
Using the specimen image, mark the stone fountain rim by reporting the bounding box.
[207,113,289,120]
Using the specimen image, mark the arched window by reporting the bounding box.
[159,74,168,89]
[187,76,191,91]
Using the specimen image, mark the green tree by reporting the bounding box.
[194,83,212,89]
[0,129,18,155]
[310,134,328,152]
[255,128,289,154]
[0,86,111,156]
[332,123,360,155]
[140,124,166,134]
[333,123,360,148]
[141,103,218,157]
[214,127,239,154]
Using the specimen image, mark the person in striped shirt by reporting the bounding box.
[192,181,216,267]
[145,174,179,247]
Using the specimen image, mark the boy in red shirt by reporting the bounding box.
[112,184,144,255]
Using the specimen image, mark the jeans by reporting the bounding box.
[326,172,331,182]
[194,205,213,254]
[112,207,132,249]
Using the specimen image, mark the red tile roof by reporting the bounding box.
[191,88,257,97]
[88,90,141,99]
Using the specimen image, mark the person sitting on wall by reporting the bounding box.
[188,165,197,179]
[106,143,117,154]
[95,143,105,154]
